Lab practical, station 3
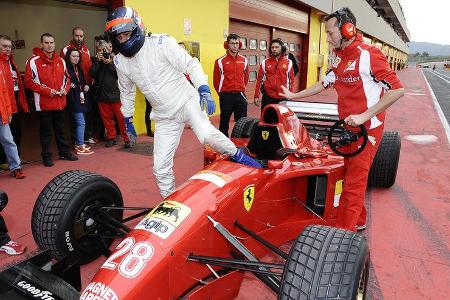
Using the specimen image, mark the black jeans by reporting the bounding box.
[0,214,10,247]
[0,113,21,164]
[219,92,247,137]
[38,110,70,158]
[261,91,284,112]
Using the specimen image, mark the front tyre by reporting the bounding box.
[32,170,124,264]
[279,225,369,300]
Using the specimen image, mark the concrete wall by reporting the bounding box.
[306,9,329,87]
[0,0,107,71]
[125,0,229,132]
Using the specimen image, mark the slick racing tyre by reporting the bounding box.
[279,225,369,300]
[32,170,123,264]
[231,117,259,138]
[368,131,401,188]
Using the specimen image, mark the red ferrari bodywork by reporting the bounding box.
[80,105,346,300]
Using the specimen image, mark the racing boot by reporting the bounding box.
[231,148,262,168]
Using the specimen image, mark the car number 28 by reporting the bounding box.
[102,237,154,278]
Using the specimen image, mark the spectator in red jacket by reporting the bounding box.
[0,44,25,179]
[0,35,29,171]
[213,33,249,137]
[25,33,78,167]
[254,38,294,111]
[61,27,97,145]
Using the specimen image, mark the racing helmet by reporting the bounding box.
[105,6,145,57]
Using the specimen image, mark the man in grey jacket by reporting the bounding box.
[105,6,261,198]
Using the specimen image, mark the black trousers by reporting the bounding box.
[0,214,10,247]
[0,113,21,164]
[219,91,247,137]
[38,110,70,158]
[261,91,284,112]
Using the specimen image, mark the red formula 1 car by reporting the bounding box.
[0,103,400,300]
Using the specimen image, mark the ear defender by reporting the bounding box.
[341,22,356,40]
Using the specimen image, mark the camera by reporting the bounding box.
[102,50,110,59]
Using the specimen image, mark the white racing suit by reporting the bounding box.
[115,34,237,198]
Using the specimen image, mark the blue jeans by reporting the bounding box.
[0,124,21,170]
[72,113,86,146]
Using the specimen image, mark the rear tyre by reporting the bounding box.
[32,170,123,264]
[231,117,259,138]
[279,225,369,300]
[368,131,401,188]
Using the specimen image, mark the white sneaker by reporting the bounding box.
[75,145,94,155]
[355,224,367,232]
[0,240,26,255]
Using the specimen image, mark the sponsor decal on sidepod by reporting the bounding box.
[80,282,118,300]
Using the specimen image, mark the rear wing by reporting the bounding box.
[285,101,341,139]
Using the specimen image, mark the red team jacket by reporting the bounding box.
[254,55,294,99]
[25,48,71,111]
[323,34,403,129]
[0,52,29,114]
[60,41,93,84]
[213,52,249,93]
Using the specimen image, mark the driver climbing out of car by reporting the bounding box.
[105,7,262,198]
[280,7,404,232]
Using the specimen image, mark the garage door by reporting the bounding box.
[230,20,271,100]
[230,20,305,100]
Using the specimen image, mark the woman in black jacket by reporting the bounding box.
[65,48,94,155]
[90,40,130,148]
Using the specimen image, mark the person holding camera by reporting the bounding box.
[89,40,131,148]
[254,38,294,112]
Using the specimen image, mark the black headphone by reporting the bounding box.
[270,38,286,54]
[333,8,356,40]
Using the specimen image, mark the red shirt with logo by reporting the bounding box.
[0,52,29,114]
[323,34,403,129]
[213,52,249,93]
[24,48,71,111]
[254,55,294,99]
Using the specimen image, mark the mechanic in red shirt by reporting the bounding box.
[213,33,249,137]
[25,33,78,167]
[280,7,404,232]
[254,38,294,112]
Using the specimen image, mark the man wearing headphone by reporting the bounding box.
[280,7,404,232]
[105,7,262,199]
[213,33,249,137]
[254,38,294,111]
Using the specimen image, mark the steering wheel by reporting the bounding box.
[327,120,368,157]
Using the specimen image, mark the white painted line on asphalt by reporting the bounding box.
[421,70,450,145]
[427,69,450,83]
[405,135,438,144]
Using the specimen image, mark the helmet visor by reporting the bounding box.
[105,18,137,37]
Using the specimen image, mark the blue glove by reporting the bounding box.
[231,148,262,168]
[198,85,216,115]
[124,117,137,146]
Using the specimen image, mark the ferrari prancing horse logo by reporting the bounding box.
[262,131,269,140]
[243,185,255,211]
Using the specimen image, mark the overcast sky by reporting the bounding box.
[399,0,450,45]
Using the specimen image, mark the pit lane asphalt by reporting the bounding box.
[0,67,448,300]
